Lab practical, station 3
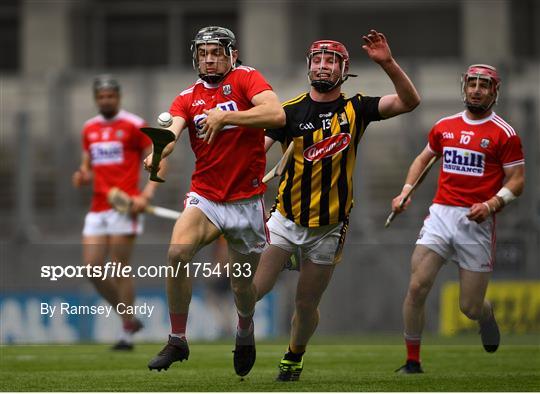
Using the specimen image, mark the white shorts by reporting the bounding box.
[184,192,268,255]
[416,204,495,272]
[267,210,347,265]
[82,209,143,236]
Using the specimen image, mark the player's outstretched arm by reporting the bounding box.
[467,164,525,223]
[202,90,286,144]
[391,146,437,213]
[361,29,420,119]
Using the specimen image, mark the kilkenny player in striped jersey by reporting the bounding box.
[254,30,420,381]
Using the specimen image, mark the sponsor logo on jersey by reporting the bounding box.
[303,133,351,162]
[319,112,333,118]
[192,99,206,106]
[299,122,315,131]
[89,141,124,166]
[216,100,238,112]
[222,84,232,96]
[442,147,485,176]
[481,138,490,148]
[461,130,475,136]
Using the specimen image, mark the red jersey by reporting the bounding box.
[169,66,272,202]
[428,111,524,207]
[82,110,151,212]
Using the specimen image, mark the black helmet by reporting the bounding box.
[191,26,238,83]
[93,74,120,94]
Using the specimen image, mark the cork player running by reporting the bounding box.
[254,30,420,381]
[391,64,525,374]
[72,75,163,350]
[144,26,285,377]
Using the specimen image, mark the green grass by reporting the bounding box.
[1,336,539,391]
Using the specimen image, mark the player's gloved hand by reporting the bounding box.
[131,194,149,214]
[72,169,92,188]
[466,202,491,223]
[201,108,227,144]
[391,185,413,214]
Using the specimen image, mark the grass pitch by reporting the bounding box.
[1,336,538,391]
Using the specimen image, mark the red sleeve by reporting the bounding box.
[241,69,273,102]
[82,127,89,152]
[169,93,190,120]
[500,134,524,167]
[427,125,442,155]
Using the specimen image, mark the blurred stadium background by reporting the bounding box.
[1,0,539,345]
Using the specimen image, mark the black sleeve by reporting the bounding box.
[265,125,286,143]
[265,106,289,143]
[355,95,382,127]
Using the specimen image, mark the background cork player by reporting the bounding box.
[391,64,525,373]
[73,75,164,350]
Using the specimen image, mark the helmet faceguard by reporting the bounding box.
[191,26,238,84]
[461,64,501,114]
[307,40,355,93]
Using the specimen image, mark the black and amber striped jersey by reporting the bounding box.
[266,92,381,227]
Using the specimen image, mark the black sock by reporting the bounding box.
[284,347,304,362]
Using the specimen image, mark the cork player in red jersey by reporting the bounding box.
[73,75,163,350]
[144,26,285,376]
[391,64,525,373]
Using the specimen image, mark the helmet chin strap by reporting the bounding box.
[311,79,342,93]
[200,74,225,84]
[465,101,493,114]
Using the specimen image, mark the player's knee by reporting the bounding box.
[407,280,430,304]
[168,244,194,267]
[460,301,482,321]
[295,298,318,316]
[230,278,251,295]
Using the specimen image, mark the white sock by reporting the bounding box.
[119,330,133,344]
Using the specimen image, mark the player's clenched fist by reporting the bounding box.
[72,168,92,188]
[131,194,150,214]
[201,108,227,144]
[143,153,156,173]
[391,185,413,214]
[466,202,491,223]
